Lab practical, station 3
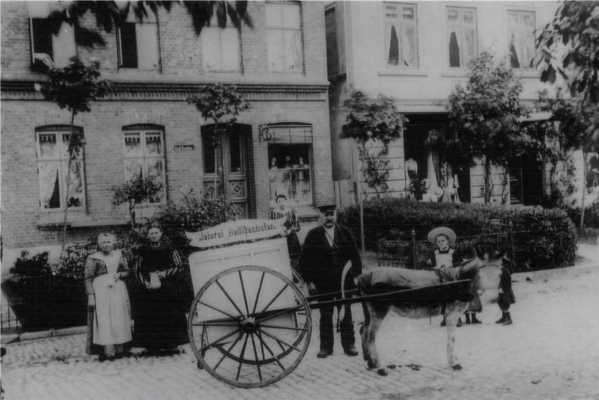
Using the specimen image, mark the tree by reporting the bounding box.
[447,51,546,204]
[186,84,250,197]
[112,175,163,225]
[37,57,111,251]
[536,89,599,227]
[44,1,253,48]
[534,1,599,146]
[341,89,406,197]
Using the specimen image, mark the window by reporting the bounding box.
[384,3,418,68]
[269,145,312,207]
[507,10,536,69]
[266,1,303,73]
[29,18,76,68]
[122,126,166,204]
[446,7,477,68]
[36,127,85,210]
[117,10,159,70]
[201,11,241,72]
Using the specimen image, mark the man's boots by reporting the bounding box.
[464,313,471,324]
[496,312,507,324]
[471,313,482,324]
[502,312,513,325]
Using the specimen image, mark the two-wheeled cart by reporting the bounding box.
[185,220,472,388]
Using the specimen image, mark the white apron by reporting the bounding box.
[92,251,132,346]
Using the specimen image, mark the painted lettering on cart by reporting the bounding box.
[186,218,286,248]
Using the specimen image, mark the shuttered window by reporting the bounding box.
[118,22,138,68]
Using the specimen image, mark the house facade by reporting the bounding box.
[1,1,332,261]
[325,1,557,205]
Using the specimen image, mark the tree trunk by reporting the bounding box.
[580,152,588,229]
[484,157,492,204]
[61,112,76,254]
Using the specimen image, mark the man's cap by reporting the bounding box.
[427,227,457,245]
[317,204,337,213]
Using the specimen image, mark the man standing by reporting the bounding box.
[298,205,362,358]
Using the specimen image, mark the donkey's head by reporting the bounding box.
[458,248,508,304]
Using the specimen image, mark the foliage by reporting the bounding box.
[56,242,97,280]
[446,52,548,203]
[342,89,407,196]
[534,0,599,147]
[150,190,241,251]
[337,197,577,272]
[187,84,250,127]
[10,251,51,277]
[44,1,253,48]
[112,175,163,224]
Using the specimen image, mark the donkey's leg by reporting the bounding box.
[361,302,388,375]
[444,302,463,370]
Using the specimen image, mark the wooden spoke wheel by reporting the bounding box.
[188,265,312,388]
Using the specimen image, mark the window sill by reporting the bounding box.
[378,70,428,77]
[36,215,129,229]
[440,70,470,78]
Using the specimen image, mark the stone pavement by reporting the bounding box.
[3,262,599,399]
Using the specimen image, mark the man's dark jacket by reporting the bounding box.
[298,224,362,294]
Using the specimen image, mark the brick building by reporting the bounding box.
[325,1,558,205]
[1,1,332,261]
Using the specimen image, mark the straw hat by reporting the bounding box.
[427,227,456,245]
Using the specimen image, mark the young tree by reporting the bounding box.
[44,1,253,48]
[447,51,544,204]
[536,89,598,227]
[112,175,163,225]
[534,1,599,146]
[186,84,250,197]
[37,57,111,251]
[342,89,406,197]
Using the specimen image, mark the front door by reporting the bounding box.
[202,125,251,218]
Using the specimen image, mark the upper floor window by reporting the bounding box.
[28,1,76,69]
[117,9,159,70]
[507,10,536,69]
[446,7,477,68]
[266,1,303,73]
[36,127,86,210]
[201,10,241,72]
[122,126,166,204]
[384,3,418,68]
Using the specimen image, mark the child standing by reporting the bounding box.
[427,227,462,327]
[496,262,516,325]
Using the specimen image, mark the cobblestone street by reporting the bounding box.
[3,262,599,400]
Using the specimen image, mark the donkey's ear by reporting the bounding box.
[493,249,507,260]
[474,246,484,259]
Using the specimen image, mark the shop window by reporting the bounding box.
[446,7,477,68]
[201,11,241,72]
[268,144,312,207]
[507,10,535,69]
[36,127,86,210]
[384,3,418,68]
[117,9,159,70]
[122,126,166,204]
[266,1,303,73]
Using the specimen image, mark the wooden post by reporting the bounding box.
[411,229,417,269]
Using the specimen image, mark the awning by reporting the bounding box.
[263,123,313,144]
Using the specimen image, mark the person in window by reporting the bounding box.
[85,233,132,362]
[587,152,599,192]
[298,204,362,358]
[269,194,302,268]
[133,223,188,355]
[426,227,464,327]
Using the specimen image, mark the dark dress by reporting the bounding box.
[133,242,188,351]
[498,268,516,312]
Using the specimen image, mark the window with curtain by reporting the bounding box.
[123,127,166,204]
[117,9,159,70]
[266,1,303,73]
[201,9,242,72]
[384,3,418,68]
[446,7,477,68]
[36,128,85,210]
[507,10,535,69]
[29,18,76,68]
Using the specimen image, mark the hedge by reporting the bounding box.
[337,198,577,272]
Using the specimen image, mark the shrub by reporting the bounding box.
[10,250,51,277]
[338,198,577,272]
[56,242,97,280]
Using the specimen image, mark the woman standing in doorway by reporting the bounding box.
[133,223,188,354]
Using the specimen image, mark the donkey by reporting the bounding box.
[358,249,506,376]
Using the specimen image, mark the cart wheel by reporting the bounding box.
[188,265,312,388]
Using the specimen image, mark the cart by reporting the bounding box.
[185,220,472,388]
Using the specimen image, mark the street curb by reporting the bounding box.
[3,326,87,345]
